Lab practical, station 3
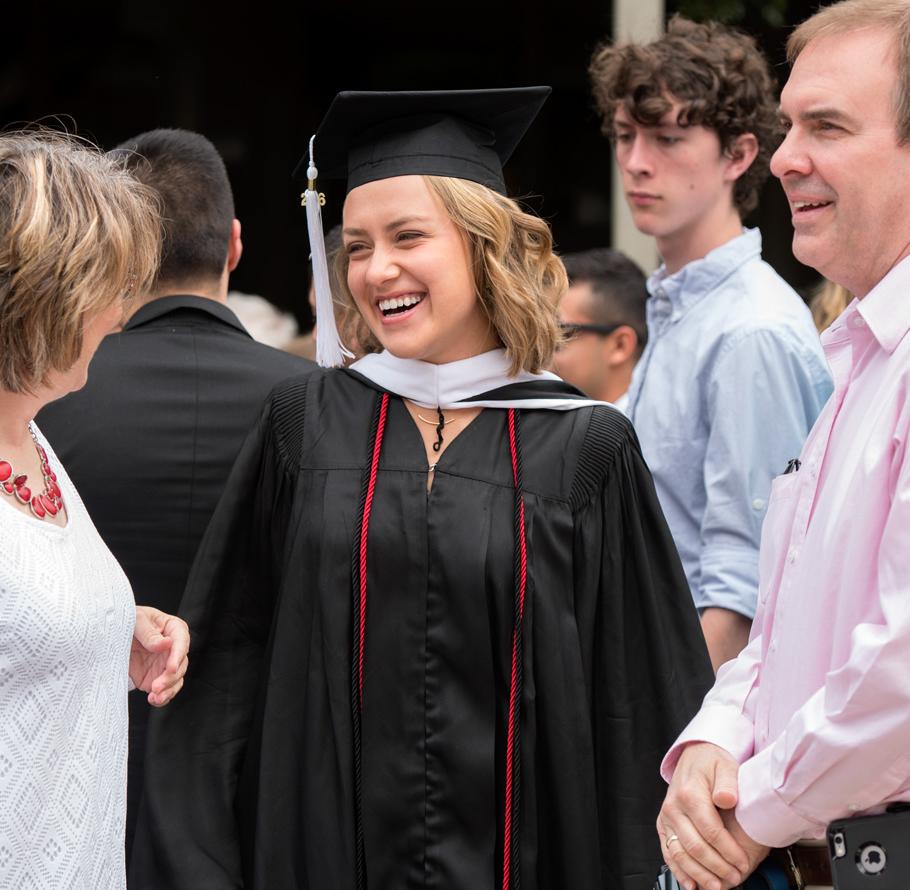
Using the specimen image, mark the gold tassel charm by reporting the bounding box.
[301,190,326,207]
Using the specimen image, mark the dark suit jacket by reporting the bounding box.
[37,294,314,865]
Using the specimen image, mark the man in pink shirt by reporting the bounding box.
[656,1,910,889]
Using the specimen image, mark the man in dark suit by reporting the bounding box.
[38,128,313,866]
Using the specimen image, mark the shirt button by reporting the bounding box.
[851,315,867,328]
[788,548,798,564]
[849,804,860,812]
[752,498,765,510]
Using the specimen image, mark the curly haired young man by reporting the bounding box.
[590,18,833,671]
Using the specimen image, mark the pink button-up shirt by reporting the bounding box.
[661,255,910,848]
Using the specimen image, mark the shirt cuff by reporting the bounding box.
[661,704,756,783]
[736,743,826,847]
[696,551,759,619]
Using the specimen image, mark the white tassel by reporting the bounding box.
[304,135,353,368]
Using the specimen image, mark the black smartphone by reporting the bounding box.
[828,806,910,889]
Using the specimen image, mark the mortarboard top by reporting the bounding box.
[295,87,552,195]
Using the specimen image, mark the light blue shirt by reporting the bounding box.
[627,229,833,618]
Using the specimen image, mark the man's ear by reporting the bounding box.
[604,325,639,366]
[724,133,759,183]
[227,218,243,273]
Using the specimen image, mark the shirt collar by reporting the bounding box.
[646,228,761,319]
[124,294,251,337]
[853,254,910,354]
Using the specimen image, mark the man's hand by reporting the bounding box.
[701,608,752,672]
[657,742,749,890]
[719,808,769,886]
[130,605,190,707]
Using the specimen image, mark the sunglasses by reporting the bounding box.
[558,322,624,345]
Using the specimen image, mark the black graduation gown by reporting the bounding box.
[131,368,712,890]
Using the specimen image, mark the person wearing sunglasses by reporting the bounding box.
[553,247,648,413]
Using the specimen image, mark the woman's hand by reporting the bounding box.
[130,605,190,706]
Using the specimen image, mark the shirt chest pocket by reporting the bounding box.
[757,472,802,605]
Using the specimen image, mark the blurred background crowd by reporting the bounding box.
[2,0,837,337]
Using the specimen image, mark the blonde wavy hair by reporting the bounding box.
[333,175,566,375]
[0,131,160,394]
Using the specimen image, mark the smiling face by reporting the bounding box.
[771,28,910,296]
[612,102,749,270]
[342,175,497,364]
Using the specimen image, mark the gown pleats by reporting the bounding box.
[130,369,713,890]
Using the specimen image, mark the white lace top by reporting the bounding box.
[0,425,134,889]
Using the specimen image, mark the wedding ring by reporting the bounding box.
[666,834,680,850]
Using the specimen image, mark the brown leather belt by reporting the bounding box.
[768,844,832,888]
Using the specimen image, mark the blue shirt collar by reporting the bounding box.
[646,228,761,320]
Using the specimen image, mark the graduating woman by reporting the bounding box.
[133,89,712,890]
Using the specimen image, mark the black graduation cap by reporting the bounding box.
[295,87,551,195]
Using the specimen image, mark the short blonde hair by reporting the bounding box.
[334,175,566,375]
[0,131,160,393]
[788,0,910,143]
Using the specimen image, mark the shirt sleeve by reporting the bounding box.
[734,423,910,847]
[698,328,829,618]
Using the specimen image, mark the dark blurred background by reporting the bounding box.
[3,0,822,330]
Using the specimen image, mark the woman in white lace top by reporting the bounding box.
[0,132,190,889]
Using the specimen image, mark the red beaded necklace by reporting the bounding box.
[0,425,64,520]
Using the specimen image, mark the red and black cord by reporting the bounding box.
[351,392,390,890]
[503,407,527,890]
